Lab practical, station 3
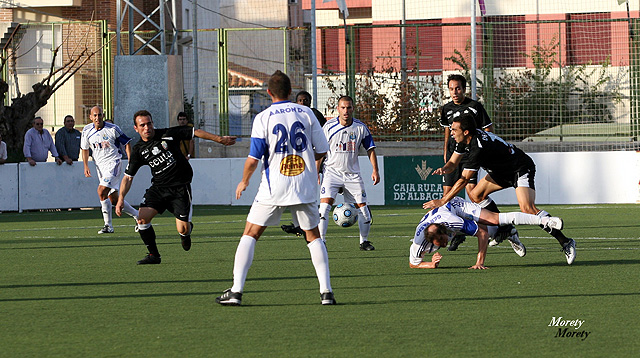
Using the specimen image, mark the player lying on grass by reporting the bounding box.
[424,113,576,265]
[410,197,563,269]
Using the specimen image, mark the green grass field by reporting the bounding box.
[1,204,638,357]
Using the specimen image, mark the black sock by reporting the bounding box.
[484,200,500,213]
[540,225,570,246]
[139,225,160,257]
[536,211,570,246]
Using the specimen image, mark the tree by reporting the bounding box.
[0,24,105,161]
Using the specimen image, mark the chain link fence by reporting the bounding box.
[7,15,639,153]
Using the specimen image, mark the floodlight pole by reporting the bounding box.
[470,0,477,100]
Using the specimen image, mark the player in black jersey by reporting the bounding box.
[115,110,236,265]
[440,74,493,194]
[440,74,506,251]
[424,114,576,265]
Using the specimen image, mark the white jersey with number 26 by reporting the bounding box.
[248,100,329,206]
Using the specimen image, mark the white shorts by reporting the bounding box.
[247,202,319,230]
[96,160,122,191]
[448,196,482,222]
[320,170,367,204]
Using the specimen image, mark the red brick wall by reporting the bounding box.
[0,9,13,22]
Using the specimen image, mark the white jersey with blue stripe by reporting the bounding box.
[248,101,329,205]
[410,197,480,265]
[322,117,375,175]
[80,122,131,170]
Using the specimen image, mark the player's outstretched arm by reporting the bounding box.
[81,149,91,177]
[115,175,133,217]
[469,226,489,270]
[432,152,462,176]
[193,129,237,146]
[236,157,258,200]
[423,172,471,210]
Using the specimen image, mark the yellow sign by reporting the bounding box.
[279,155,305,176]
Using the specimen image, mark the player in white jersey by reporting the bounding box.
[410,197,564,269]
[216,71,335,306]
[317,95,380,251]
[81,106,139,234]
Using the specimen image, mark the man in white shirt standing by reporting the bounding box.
[81,106,138,234]
[317,96,380,251]
[216,70,335,306]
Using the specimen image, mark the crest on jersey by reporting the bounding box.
[279,155,305,176]
[349,132,356,140]
[161,141,168,150]
[152,146,161,155]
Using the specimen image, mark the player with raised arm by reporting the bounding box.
[410,197,564,269]
[81,106,139,234]
[216,70,335,306]
[424,114,576,265]
[115,110,236,265]
[317,96,380,251]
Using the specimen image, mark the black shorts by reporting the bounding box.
[443,148,478,187]
[488,165,536,190]
[140,184,192,222]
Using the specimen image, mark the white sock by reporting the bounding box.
[100,199,112,227]
[318,202,332,241]
[499,212,543,226]
[537,210,550,217]
[357,205,372,244]
[231,235,256,293]
[121,200,139,219]
[308,238,332,293]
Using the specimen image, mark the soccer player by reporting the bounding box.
[216,70,335,306]
[410,197,564,269]
[81,106,139,234]
[280,90,328,238]
[115,110,236,265]
[317,95,380,251]
[440,74,505,251]
[424,114,576,265]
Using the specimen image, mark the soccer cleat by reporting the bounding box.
[216,288,242,306]
[506,228,526,257]
[544,217,564,231]
[562,238,576,265]
[447,234,466,251]
[321,292,336,305]
[281,223,306,240]
[490,224,515,247]
[180,222,193,251]
[137,253,161,265]
[360,241,375,251]
[98,225,114,234]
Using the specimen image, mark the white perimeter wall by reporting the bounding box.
[0,151,638,211]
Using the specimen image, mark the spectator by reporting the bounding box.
[55,115,81,165]
[0,133,7,164]
[23,117,62,166]
[177,112,195,160]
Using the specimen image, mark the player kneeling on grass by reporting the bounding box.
[410,197,564,269]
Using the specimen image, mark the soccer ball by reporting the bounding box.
[333,203,358,227]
